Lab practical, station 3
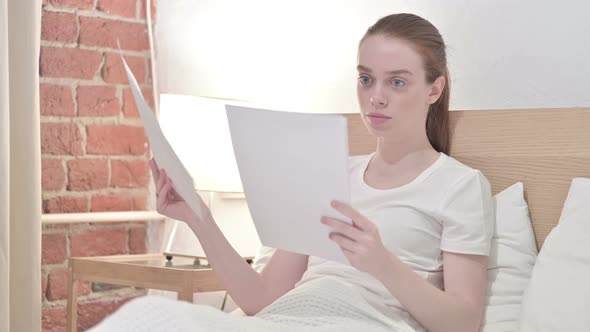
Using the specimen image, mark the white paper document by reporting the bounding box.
[120,53,206,221]
[226,105,352,264]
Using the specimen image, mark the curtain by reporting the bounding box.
[0,0,42,331]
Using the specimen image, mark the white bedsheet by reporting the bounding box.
[90,278,417,332]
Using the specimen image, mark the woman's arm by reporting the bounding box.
[151,160,308,315]
[376,252,487,332]
[324,201,487,332]
[187,218,309,315]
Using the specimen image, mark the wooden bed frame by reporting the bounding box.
[345,108,590,249]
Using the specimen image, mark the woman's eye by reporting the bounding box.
[392,79,405,88]
[358,76,372,86]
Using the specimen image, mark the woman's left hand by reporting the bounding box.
[321,200,393,279]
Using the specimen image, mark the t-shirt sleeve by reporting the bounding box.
[438,170,494,256]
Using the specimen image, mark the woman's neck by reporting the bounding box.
[370,135,439,178]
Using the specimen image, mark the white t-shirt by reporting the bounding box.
[293,152,494,329]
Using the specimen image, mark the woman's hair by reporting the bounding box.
[361,13,450,155]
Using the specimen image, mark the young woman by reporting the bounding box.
[92,13,493,332]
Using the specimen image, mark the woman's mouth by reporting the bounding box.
[365,112,392,125]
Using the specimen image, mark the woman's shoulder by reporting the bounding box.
[433,154,490,189]
[348,154,371,172]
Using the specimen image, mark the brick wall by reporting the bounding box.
[40,0,156,331]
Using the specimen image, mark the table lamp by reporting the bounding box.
[158,93,261,259]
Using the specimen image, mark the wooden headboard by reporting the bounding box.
[344,108,590,249]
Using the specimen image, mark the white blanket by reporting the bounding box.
[90,278,417,332]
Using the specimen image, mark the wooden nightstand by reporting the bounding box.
[66,254,234,332]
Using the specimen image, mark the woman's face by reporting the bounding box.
[356,34,443,140]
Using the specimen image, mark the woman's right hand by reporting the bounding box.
[149,158,203,224]
[149,160,301,316]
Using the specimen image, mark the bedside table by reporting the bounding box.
[66,254,234,332]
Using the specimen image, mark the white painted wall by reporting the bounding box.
[156,0,590,112]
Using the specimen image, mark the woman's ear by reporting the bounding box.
[427,76,446,105]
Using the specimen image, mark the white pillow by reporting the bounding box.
[518,178,590,332]
[481,182,538,332]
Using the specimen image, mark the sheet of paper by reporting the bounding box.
[226,105,351,264]
[119,52,205,221]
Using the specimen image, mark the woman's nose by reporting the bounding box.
[370,95,388,108]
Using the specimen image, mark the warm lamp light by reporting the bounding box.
[157,94,261,258]
[159,94,244,193]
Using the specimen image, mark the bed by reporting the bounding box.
[92,107,590,332]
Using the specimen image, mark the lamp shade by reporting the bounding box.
[155,0,365,115]
[158,94,243,193]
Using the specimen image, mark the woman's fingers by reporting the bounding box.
[148,159,159,182]
[155,172,183,203]
[168,186,182,201]
[331,201,377,233]
[156,169,167,193]
[330,233,360,253]
[157,178,174,207]
[321,216,364,240]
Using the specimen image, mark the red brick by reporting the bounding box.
[45,196,88,214]
[41,11,77,43]
[47,268,91,301]
[41,123,83,156]
[97,0,136,18]
[40,47,102,80]
[122,87,154,117]
[86,125,146,155]
[40,84,75,117]
[111,160,149,188]
[77,86,120,117]
[71,228,128,257]
[90,195,133,212]
[132,194,147,211]
[79,16,148,51]
[101,53,146,84]
[42,158,66,191]
[42,306,66,332]
[44,0,94,10]
[78,297,136,331]
[67,159,109,191]
[129,226,146,254]
[42,233,67,264]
